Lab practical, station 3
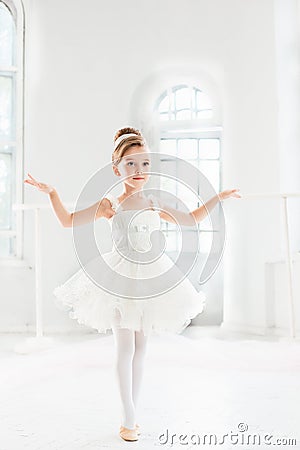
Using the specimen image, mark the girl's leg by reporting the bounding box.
[111,310,136,429]
[132,329,149,413]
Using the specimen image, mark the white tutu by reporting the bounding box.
[53,193,206,336]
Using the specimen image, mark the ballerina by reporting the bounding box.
[24,126,241,442]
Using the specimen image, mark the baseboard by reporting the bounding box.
[220,320,299,337]
[0,326,99,335]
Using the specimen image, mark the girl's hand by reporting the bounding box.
[98,198,116,220]
[24,173,55,194]
[219,189,241,201]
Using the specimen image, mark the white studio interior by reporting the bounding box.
[0,0,299,448]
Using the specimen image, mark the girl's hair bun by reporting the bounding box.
[114,127,141,142]
[112,127,146,166]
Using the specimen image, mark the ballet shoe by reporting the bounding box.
[119,424,141,435]
[119,425,139,441]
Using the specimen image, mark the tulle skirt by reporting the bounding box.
[53,249,206,337]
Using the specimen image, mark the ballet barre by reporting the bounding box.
[11,202,75,353]
[235,192,300,339]
[11,192,300,352]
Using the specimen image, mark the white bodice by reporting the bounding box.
[105,193,162,253]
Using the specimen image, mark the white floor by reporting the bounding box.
[0,326,299,450]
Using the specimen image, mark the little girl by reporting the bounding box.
[24,127,241,442]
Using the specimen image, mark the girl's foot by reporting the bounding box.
[119,425,139,441]
[120,424,141,435]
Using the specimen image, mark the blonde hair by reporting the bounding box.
[112,127,147,167]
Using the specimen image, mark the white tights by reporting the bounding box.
[111,308,150,430]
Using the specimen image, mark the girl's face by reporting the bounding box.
[114,145,151,188]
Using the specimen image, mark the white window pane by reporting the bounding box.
[0,3,15,67]
[177,193,194,211]
[160,175,177,198]
[175,87,190,110]
[177,182,198,211]
[196,90,212,111]
[0,74,14,139]
[167,222,177,231]
[176,109,192,120]
[199,231,213,253]
[178,139,197,159]
[0,152,12,228]
[160,158,177,177]
[198,207,214,230]
[170,92,175,111]
[158,94,168,113]
[180,230,199,252]
[199,139,220,159]
[160,112,176,120]
[177,159,199,199]
[160,139,176,157]
[0,235,12,257]
[159,112,169,121]
[157,84,215,121]
[162,221,177,233]
[198,160,220,192]
[196,110,213,119]
[189,159,198,169]
[160,159,177,201]
[177,196,196,212]
[164,231,177,252]
[176,189,192,211]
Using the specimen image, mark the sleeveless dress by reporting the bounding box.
[53,193,206,336]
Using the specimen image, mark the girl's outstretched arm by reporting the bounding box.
[159,189,241,226]
[24,173,115,227]
[48,189,116,227]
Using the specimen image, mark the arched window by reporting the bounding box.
[154,83,222,253]
[0,0,24,260]
[157,84,213,121]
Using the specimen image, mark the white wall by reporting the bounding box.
[274,0,300,252]
[1,0,298,335]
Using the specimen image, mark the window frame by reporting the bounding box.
[156,84,214,121]
[153,84,223,254]
[0,0,25,263]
